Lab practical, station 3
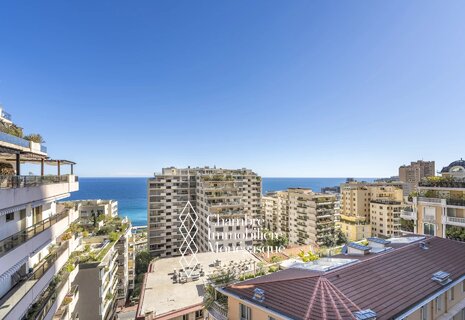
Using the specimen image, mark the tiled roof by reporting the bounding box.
[224,237,465,320]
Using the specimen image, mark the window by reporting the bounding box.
[436,296,442,312]
[240,303,251,320]
[195,310,203,318]
[6,212,14,222]
[421,305,428,320]
[182,315,188,320]
[463,280,465,293]
[449,287,454,301]
[268,317,277,320]
[424,223,435,236]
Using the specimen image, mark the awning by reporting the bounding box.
[0,256,28,282]
[0,204,27,217]
[31,193,70,208]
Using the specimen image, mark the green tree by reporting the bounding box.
[135,251,152,275]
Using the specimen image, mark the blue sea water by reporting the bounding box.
[69,177,375,226]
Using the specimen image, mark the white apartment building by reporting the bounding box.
[0,109,80,320]
[262,188,338,246]
[61,200,132,320]
[148,167,262,257]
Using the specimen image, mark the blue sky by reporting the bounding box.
[1,1,464,177]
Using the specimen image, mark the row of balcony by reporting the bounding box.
[0,241,70,320]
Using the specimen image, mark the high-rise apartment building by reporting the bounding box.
[63,200,132,320]
[262,188,338,246]
[339,181,403,240]
[399,160,435,195]
[147,167,262,257]
[0,109,79,320]
[401,159,465,239]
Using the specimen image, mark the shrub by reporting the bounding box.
[23,134,45,143]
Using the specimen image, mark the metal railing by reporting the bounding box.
[418,197,443,204]
[0,209,70,257]
[3,242,69,319]
[446,198,465,207]
[24,258,76,320]
[446,216,465,225]
[0,174,71,189]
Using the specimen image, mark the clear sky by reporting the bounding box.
[1,1,464,177]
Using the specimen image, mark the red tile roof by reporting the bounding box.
[224,237,465,320]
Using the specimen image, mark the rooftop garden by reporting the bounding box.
[67,217,129,264]
[419,176,465,188]
[0,121,45,143]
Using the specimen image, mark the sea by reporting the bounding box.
[68,177,375,226]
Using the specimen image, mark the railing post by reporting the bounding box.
[16,153,20,176]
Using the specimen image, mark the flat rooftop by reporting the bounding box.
[138,250,259,319]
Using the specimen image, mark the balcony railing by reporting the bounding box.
[0,175,73,189]
[418,197,443,204]
[446,198,465,207]
[0,131,30,148]
[400,210,416,220]
[446,216,465,226]
[0,242,69,319]
[0,209,70,258]
[208,301,228,320]
[1,110,12,121]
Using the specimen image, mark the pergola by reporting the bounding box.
[0,146,75,176]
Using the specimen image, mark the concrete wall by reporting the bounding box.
[0,176,78,210]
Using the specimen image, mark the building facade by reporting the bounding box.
[0,108,80,320]
[219,236,465,320]
[339,181,403,240]
[401,160,465,240]
[148,167,262,257]
[399,160,436,184]
[262,188,338,246]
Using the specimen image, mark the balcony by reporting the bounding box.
[445,216,465,227]
[208,301,228,320]
[446,198,465,208]
[417,197,444,205]
[0,208,77,276]
[0,241,70,320]
[0,131,47,155]
[1,109,12,121]
[400,210,416,220]
[0,209,71,258]
[0,174,79,210]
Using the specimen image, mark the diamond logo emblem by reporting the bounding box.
[178,201,199,277]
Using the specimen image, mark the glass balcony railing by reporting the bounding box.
[0,174,74,189]
[1,110,12,121]
[0,131,30,148]
[0,209,70,258]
